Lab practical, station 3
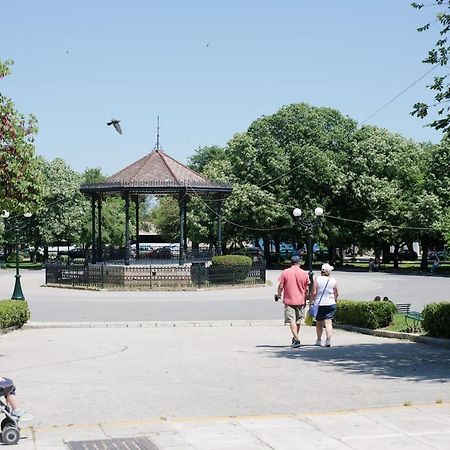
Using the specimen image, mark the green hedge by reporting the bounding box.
[72,258,86,266]
[6,253,24,263]
[0,300,30,329]
[422,302,450,338]
[334,300,397,329]
[209,255,253,284]
[5,262,43,270]
[212,255,253,266]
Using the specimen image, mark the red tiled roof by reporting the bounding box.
[106,149,207,185]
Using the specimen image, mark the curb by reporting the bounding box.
[23,319,282,329]
[335,323,450,349]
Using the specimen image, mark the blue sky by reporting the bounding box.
[1,0,445,175]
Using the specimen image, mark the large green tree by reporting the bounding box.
[345,126,429,265]
[411,1,450,133]
[0,60,43,214]
[224,103,357,260]
[31,158,87,258]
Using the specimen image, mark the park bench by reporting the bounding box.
[395,303,423,332]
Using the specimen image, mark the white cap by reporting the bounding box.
[321,263,334,273]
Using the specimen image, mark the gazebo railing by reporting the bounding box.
[45,261,266,289]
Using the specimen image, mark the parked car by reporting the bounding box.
[397,249,418,261]
[149,246,173,259]
[279,243,295,258]
[313,249,329,261]
[429,249,449,260]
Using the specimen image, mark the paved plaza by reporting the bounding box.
[0,268,447,323]
[0,268,449,448]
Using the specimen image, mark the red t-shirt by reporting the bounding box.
[279,265,310,306]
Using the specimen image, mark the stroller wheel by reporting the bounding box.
[1,418,15,431]
[2,426,20,445]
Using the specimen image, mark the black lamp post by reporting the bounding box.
[1,210,32,301]
[292,207,324,286]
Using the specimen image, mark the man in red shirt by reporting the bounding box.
[276,255,310,348]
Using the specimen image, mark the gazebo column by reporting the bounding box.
[124,193,130,266]
[179,192,186,265]
[184,195,189,256]
[217,197,223,256]
[135,196,140,259]
[97,195,103,262]
[91,196,96,264]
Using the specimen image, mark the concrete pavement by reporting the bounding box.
[1,322,449,449]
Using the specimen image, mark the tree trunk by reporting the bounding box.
[393,243,399,269]
[420,237,429,271]
[263,237,271,266]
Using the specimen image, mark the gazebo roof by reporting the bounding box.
[80,149,232,196]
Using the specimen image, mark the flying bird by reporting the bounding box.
[107,118,122,134]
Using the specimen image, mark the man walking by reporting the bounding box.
[276,255,310,348]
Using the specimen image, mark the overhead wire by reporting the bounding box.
[361,64,440,124]
[187,185,434,232]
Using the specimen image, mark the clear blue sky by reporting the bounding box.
[1,0,444,175]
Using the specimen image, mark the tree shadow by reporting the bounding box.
[256,341,450,382]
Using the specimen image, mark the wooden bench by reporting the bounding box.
[395,303,423,332]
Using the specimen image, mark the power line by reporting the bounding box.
[361,64,439,124]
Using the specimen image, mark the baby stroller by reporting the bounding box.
[0,385,21,445]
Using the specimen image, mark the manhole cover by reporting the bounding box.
[66,436,158,450]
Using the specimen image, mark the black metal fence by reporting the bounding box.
[45,262,266,289]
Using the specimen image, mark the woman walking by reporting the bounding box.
[310,263,338,347]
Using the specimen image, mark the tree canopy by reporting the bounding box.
[411,1,450,133]
[0,60,43,214]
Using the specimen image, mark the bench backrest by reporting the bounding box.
[395,303,411,313]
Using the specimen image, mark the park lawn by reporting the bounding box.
[380,313,426,334]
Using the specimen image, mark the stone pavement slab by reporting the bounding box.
[12,404,450,449]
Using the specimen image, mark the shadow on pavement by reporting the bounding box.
[257,341,450,382]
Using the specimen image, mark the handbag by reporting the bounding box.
[308,278,330,318]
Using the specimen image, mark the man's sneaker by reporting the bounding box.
[315,339,322,346]
[325,338,331,347]
[12,410,33,421]
[291,339,301,348]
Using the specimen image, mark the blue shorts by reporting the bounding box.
[316,304,337,321]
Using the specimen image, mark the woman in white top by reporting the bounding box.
[310,263,338,347]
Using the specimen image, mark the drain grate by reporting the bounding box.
[66,436,158,450]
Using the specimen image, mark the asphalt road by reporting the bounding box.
[0,268,447,322]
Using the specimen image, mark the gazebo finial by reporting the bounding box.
[155,116,160,150]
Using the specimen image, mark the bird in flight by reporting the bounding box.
[107,118,122,134]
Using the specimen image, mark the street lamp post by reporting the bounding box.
[292,207,324,286]
[1,210,32,301]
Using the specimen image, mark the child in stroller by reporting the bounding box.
[0,377,32,445]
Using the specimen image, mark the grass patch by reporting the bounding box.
[379,313,425,334]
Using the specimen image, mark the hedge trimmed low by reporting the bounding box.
[0,300,30,329]
[211,255,253,266]
[422,302,450,338]
[334,300,397,329]
[209,255,253,284]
